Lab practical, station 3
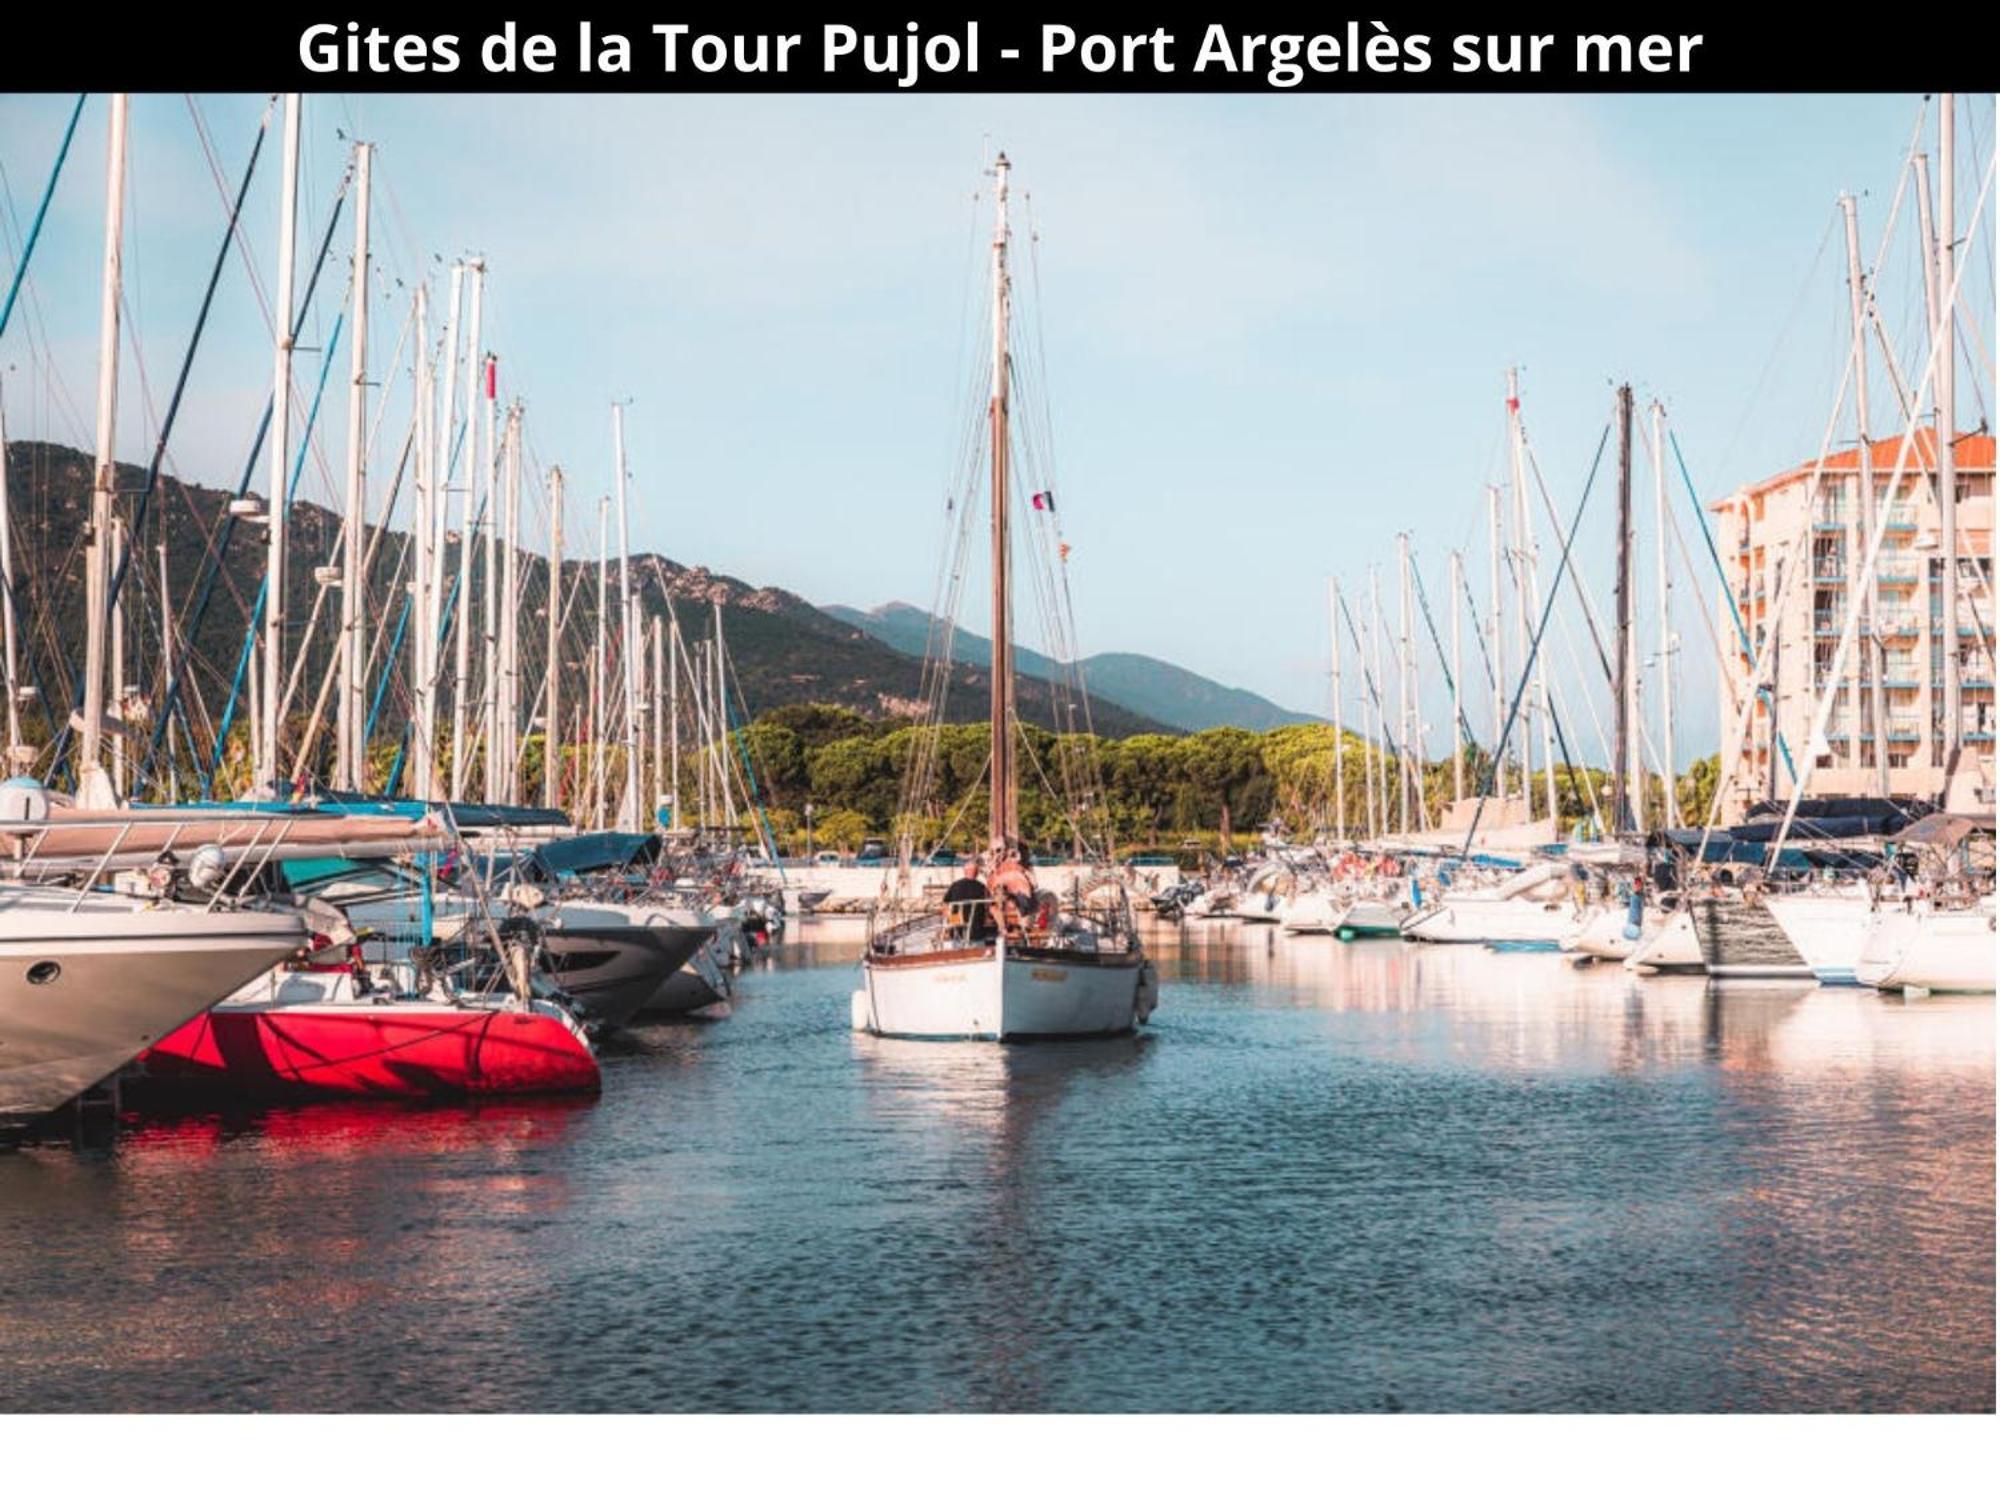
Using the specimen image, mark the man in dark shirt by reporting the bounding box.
[942,858,995,943]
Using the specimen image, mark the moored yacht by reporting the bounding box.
[854,153,1157,1042]
[1,881,305,1119]
[1400,861,1578,948]
[1855,895,1996,993]
[145,938,598,1098]
[1763,884,1875,986]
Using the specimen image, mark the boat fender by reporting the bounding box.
[186,843,229,892]
[1623,888,1645,942]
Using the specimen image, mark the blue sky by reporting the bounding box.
[1,92,1991,766]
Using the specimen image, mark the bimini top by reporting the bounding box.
[1651,828,1885,870]
[527,830,661,879]
[1894,811,1997,847]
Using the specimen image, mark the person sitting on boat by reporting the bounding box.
[991,846,1037,936]
[1029,887,1060,939]
[942,858,996,944]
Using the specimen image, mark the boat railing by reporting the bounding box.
[0,811,446,899]
[0,812,294,912]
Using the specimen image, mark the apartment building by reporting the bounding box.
[1710,429,1994,816]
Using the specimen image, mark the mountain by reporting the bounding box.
[0,441,1172,753]
[824,601,1322,734]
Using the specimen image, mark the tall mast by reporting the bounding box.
[1521,477,1560,825]
[336,141,372,790]
[1449,550,1465,807]
[79,93,128,800]
[109,515,126,797]
[1486,483,1507,808]
[420,262,462,802]
[1329,576,1345,842]
[1395,533,1413,834]
[544,465,564,811]
[1505,369,1540,818]
[713,601,735,827]
[1935,94,1961,790]
[987,152,1017,851]
[1837,197,1887,795]
[612,402,639,830]
[157,542,176,799]
[410,280,435,800]
[1369,565,1390,838]
[668,611,682,832]
[257,92,300,796]
[1359,588,1378,842]
[650,614,664,824]
[408,280,428,800]
[1612,383,1635,833]
[0,384,24,762]
[499,399,523,801]
[695,638,709,827]
[450,258,484,801]
[1651,400,1679,821]
[591,494,608,829]
[479,356,500,801]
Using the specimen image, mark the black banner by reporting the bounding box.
[8,10,1999,92]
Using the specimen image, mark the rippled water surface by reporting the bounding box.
[2,922,1992,1412]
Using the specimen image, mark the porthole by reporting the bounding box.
[26,960,61,986]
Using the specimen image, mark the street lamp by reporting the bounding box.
[804,801,816,863]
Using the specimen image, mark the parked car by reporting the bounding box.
[855,838,890,866]
[812,850,843,868]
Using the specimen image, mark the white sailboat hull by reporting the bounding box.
[1560,902,1658,962]
[856,944,1150,1040]
[1236,891,1286,924]
[1280,891,1342,934]
[1400,894,1577,948]
[1855,901,1996,993]
[1625,905,1706,973]
[1763,891,1874,986]
[1335,896,1410,938]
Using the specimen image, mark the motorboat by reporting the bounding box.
[1,881,305,1119]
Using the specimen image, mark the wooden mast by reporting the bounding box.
[988,153,1017,851]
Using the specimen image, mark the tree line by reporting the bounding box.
[724,702,1720,856]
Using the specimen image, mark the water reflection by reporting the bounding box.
[1,921,1989,1413]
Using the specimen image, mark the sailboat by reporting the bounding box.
[852,153,1158,1042]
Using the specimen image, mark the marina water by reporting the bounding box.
[2,924,1991,1412]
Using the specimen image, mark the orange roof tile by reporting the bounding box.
[1714,428,1995,508]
